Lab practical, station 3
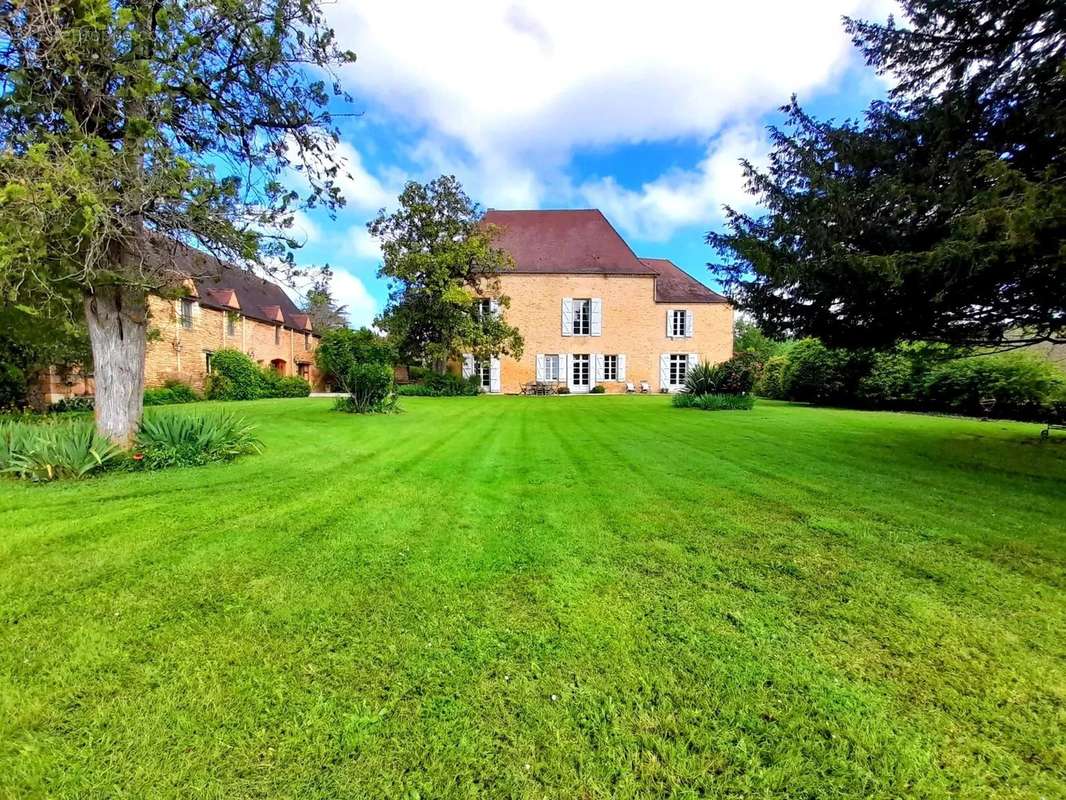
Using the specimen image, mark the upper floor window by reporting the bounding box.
[304,332,311,349]
[670,309,688,338]
[474,298,493,319]
[274,325,281,345]
[179,298,193,329]
[572,298,591,335]
[226,311,239,336]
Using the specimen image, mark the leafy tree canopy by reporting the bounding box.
[0,0,355,441]
[0,288,91,408]
[301,269,350,332]
[314,326,396,391]
[709,0,1065,350]
[369,176,524,367]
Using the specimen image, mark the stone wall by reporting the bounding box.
[492,273,733,393]
[146,296,322,390]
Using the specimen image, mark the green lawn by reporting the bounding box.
[1,397,1064,799]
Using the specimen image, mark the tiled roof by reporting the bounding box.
[483,209,653,275]
[159,241,314,332]
[639,258,729,304]
[483,208,729,305]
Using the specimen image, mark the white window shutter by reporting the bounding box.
[489,299,499,317]
[666,309,674,338]
[594,353,605,382]
[590,298,602,336]
[535,354,545,382]
[562,298,573,336]
[490,357,501,393]
[685,310,694,337]
[617,354,627,382]
[688,353,699,370]
[659,353,670,388]
[462,354,474,379]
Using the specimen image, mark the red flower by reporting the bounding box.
[132,453,144,461]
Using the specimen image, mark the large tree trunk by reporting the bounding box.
[84,286,148,447]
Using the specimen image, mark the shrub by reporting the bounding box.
[143,388,177,406]
[276,376,311,397]
[684,354,759,396]
[49,395,94,413]
[0,419,123,481]
[398,371,479,397]
[134,411,262,469]
[921,353,1064,420]
[590,385,606,394]
[335,362,396,414]
[315,327,395,389]
[144,380,202,406]
[557,386,570,395]
[672,392,755,411]
[204,349,263,400]
[757,356,789,399]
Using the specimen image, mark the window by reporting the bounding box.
[474,360,491,389]
[298,363,309,379]
[603,354,618,381]
[572,298,591,335]
[544,354,560,382]
[671,309,688,338]
[304,332,311,349]
[274,325,281,345]
[474,298,493,319]
[179,298,193,329]
[204,351,213,374]
[572,354,590,386]
[226,311,238,336]
[669,354,688,386]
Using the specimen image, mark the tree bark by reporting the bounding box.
[84,286,148,447]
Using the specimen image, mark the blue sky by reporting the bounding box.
[282,1,898,327]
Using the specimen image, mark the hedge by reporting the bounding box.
[756,339,1065,422]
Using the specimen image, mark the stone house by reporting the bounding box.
[462,209,733,393]
[36,248,323,407]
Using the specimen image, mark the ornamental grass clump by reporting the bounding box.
[675,354,757,411]
[134,411,262,469]
[0,419,123,481]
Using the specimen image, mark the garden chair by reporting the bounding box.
[640,381,650,393]
[625,382,636,393]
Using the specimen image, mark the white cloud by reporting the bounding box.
[345,225,382,260]
[579,125,771,241]
[329,268,379,328]
[326,0,895,212]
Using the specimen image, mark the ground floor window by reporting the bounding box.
[298,363,309,380]
[572,354,590,387]
[669,353,688,386]
[544,354,560,381]
[474,360,491,390]
[204,351,213,373]
[603,354,618,381]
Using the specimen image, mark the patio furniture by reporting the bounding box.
[639,381,650,393]
[625,381,636,393]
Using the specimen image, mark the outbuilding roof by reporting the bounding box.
[159,241,314,332]
[482,209,728,304]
